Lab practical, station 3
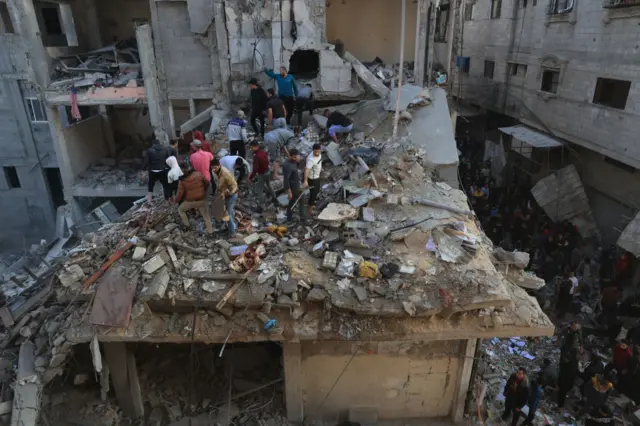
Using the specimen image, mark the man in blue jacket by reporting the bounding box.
[265,66,298,125]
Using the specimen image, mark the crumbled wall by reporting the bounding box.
[62,115,108,178]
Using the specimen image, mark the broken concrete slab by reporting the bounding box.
[352,285,367,302]
[384,84,431,112]
[131,246,146,261]
[142,266,170,299]
[362,207,375,222]
[306,288,328,302]
[57,264,85,287]
[202,281,223,293]
[142,251,168,274]
[12,341,42,426]
[325,142,344,165]
[318,203,358,223]
[344,51,390,98]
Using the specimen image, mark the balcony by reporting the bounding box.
[604,0,640,8]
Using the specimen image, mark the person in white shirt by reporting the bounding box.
[220,155,252,183]
[303,144,322,216]
[568,271,579,295]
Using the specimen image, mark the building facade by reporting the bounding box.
[444,0,640,242]
[0,0,438,251]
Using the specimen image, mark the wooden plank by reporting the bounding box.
[283,343,304,422]
[90,266,137,328]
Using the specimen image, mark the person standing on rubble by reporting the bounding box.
[283,148,307,223]
[212,158,239,235]
[295,83,314,127]
[142,139,171,203]
[189,140,214,184]
[501,367,530,423]
[248,141,277,211]
[227,110,249,159]
[173,165,213,234]
[264,120,295,180]
[264,66,297,125]
[558,322,583,407]
[303,143,322,217]
[324,109,353,144]
[517,378,543,426]
[266,88,287,129]
[248,78,268,138]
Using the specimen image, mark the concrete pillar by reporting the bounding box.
[8,0,50,88]
[414,0,430,86]
[46,105,82,220]
[283,342,304,422]
[11,341,42,426]
[452,338,478,423]
[213,2,231,105]
[104,343,144,419]
[136,24,169,145]
[99,105,116,157]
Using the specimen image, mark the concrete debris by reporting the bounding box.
[131,246,146,261]
[143,266,170,299]
[384,84,431,112]
[352,285,367,302]
[57,264,85,287]
[202,281,223,293]
[318,203,358,223]
[344,51,390,98]
[142,252,168,274]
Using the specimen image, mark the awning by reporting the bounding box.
[499,125,563,148]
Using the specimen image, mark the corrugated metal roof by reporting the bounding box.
[499,125,563,148]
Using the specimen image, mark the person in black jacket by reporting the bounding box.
[502,367,530,422]
[324,109,353,143]
[248,78,268,138]
[142,140,171,203]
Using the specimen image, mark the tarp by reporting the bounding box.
[500,125,563,149]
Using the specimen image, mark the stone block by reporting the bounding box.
[244,233,261,245]
[322,251,339,270]
[142,252,168,274]
[131,247,146,261]
[145,266,170,299]
[58,264,85,287]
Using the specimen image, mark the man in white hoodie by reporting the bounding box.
[227,110,248,159]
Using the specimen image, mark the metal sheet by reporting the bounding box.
[90,265,137,328]
[499,125,563,148]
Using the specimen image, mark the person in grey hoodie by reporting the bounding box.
[264,120,295,180]
[227,110,248,159]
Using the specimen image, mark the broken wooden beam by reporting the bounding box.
[139,236,201,255]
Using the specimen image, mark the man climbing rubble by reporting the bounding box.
[501,367,530,423]
[324,109,353,144]
[227,110,248,159]
[303,143,322,217]
[248,78,268,138]
[249,141,277,211]
[142,138,172,203]
[266,88,287,129]
[264,120,295,180]
[212,158,239,236]
[220,154,251,184]
[172,164,212,234]
[283,148,307,223]
[265,66,297,125]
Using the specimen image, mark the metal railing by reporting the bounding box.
[603,0,640,8]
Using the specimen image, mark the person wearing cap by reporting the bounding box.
[266,88,287,130]
[212,158,239,235]
[248,78,268,138]
[265,66,298,125]
[283,148,307,223]
[189,139,214,183]
[227,111,248,159]
[248,141,276,210]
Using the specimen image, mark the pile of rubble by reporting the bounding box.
[363,58,416,87]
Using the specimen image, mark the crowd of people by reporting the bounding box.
[139,66,355,237]
[457,135,640,425]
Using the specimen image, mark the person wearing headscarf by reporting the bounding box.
[166,155,183,200]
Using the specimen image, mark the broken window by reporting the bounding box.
[593,77,631,110]
[0,2,15,33]
[509,63,528,77]
[35,1,78,47]
[541,69,559,94]
[41,5,62,35]
[484,60,495,79]
[464,3,474,20]
[547,0,573,14]
[435,4,449,41]
[3,166,20,189]
[288,50,319,78]
[25,98,47,123]
[491,0,502,18]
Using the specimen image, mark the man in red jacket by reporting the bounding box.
[249,141,276,211]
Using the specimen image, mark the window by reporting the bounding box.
[509,63,528,77]
[484,60,495,79]
[3,167,20,189]
[593,78,631,110]
[491,0,502,18]
[464,3,474,20]
[41,5,62,35]
[435,4,450,41]
[0,2,15,33]
[541,70,559,93]
[25,98,47,123]
[548,0,573,14]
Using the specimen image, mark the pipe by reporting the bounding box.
[392,0,407,141]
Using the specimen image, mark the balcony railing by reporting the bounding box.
[603,0,640,8]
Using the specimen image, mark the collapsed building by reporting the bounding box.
[0,86,553,425]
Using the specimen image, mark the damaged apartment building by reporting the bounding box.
[0,0,444,251]
[437,0,640,250]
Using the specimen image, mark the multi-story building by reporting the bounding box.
[442,0,640,243]
[0,0,436,252]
